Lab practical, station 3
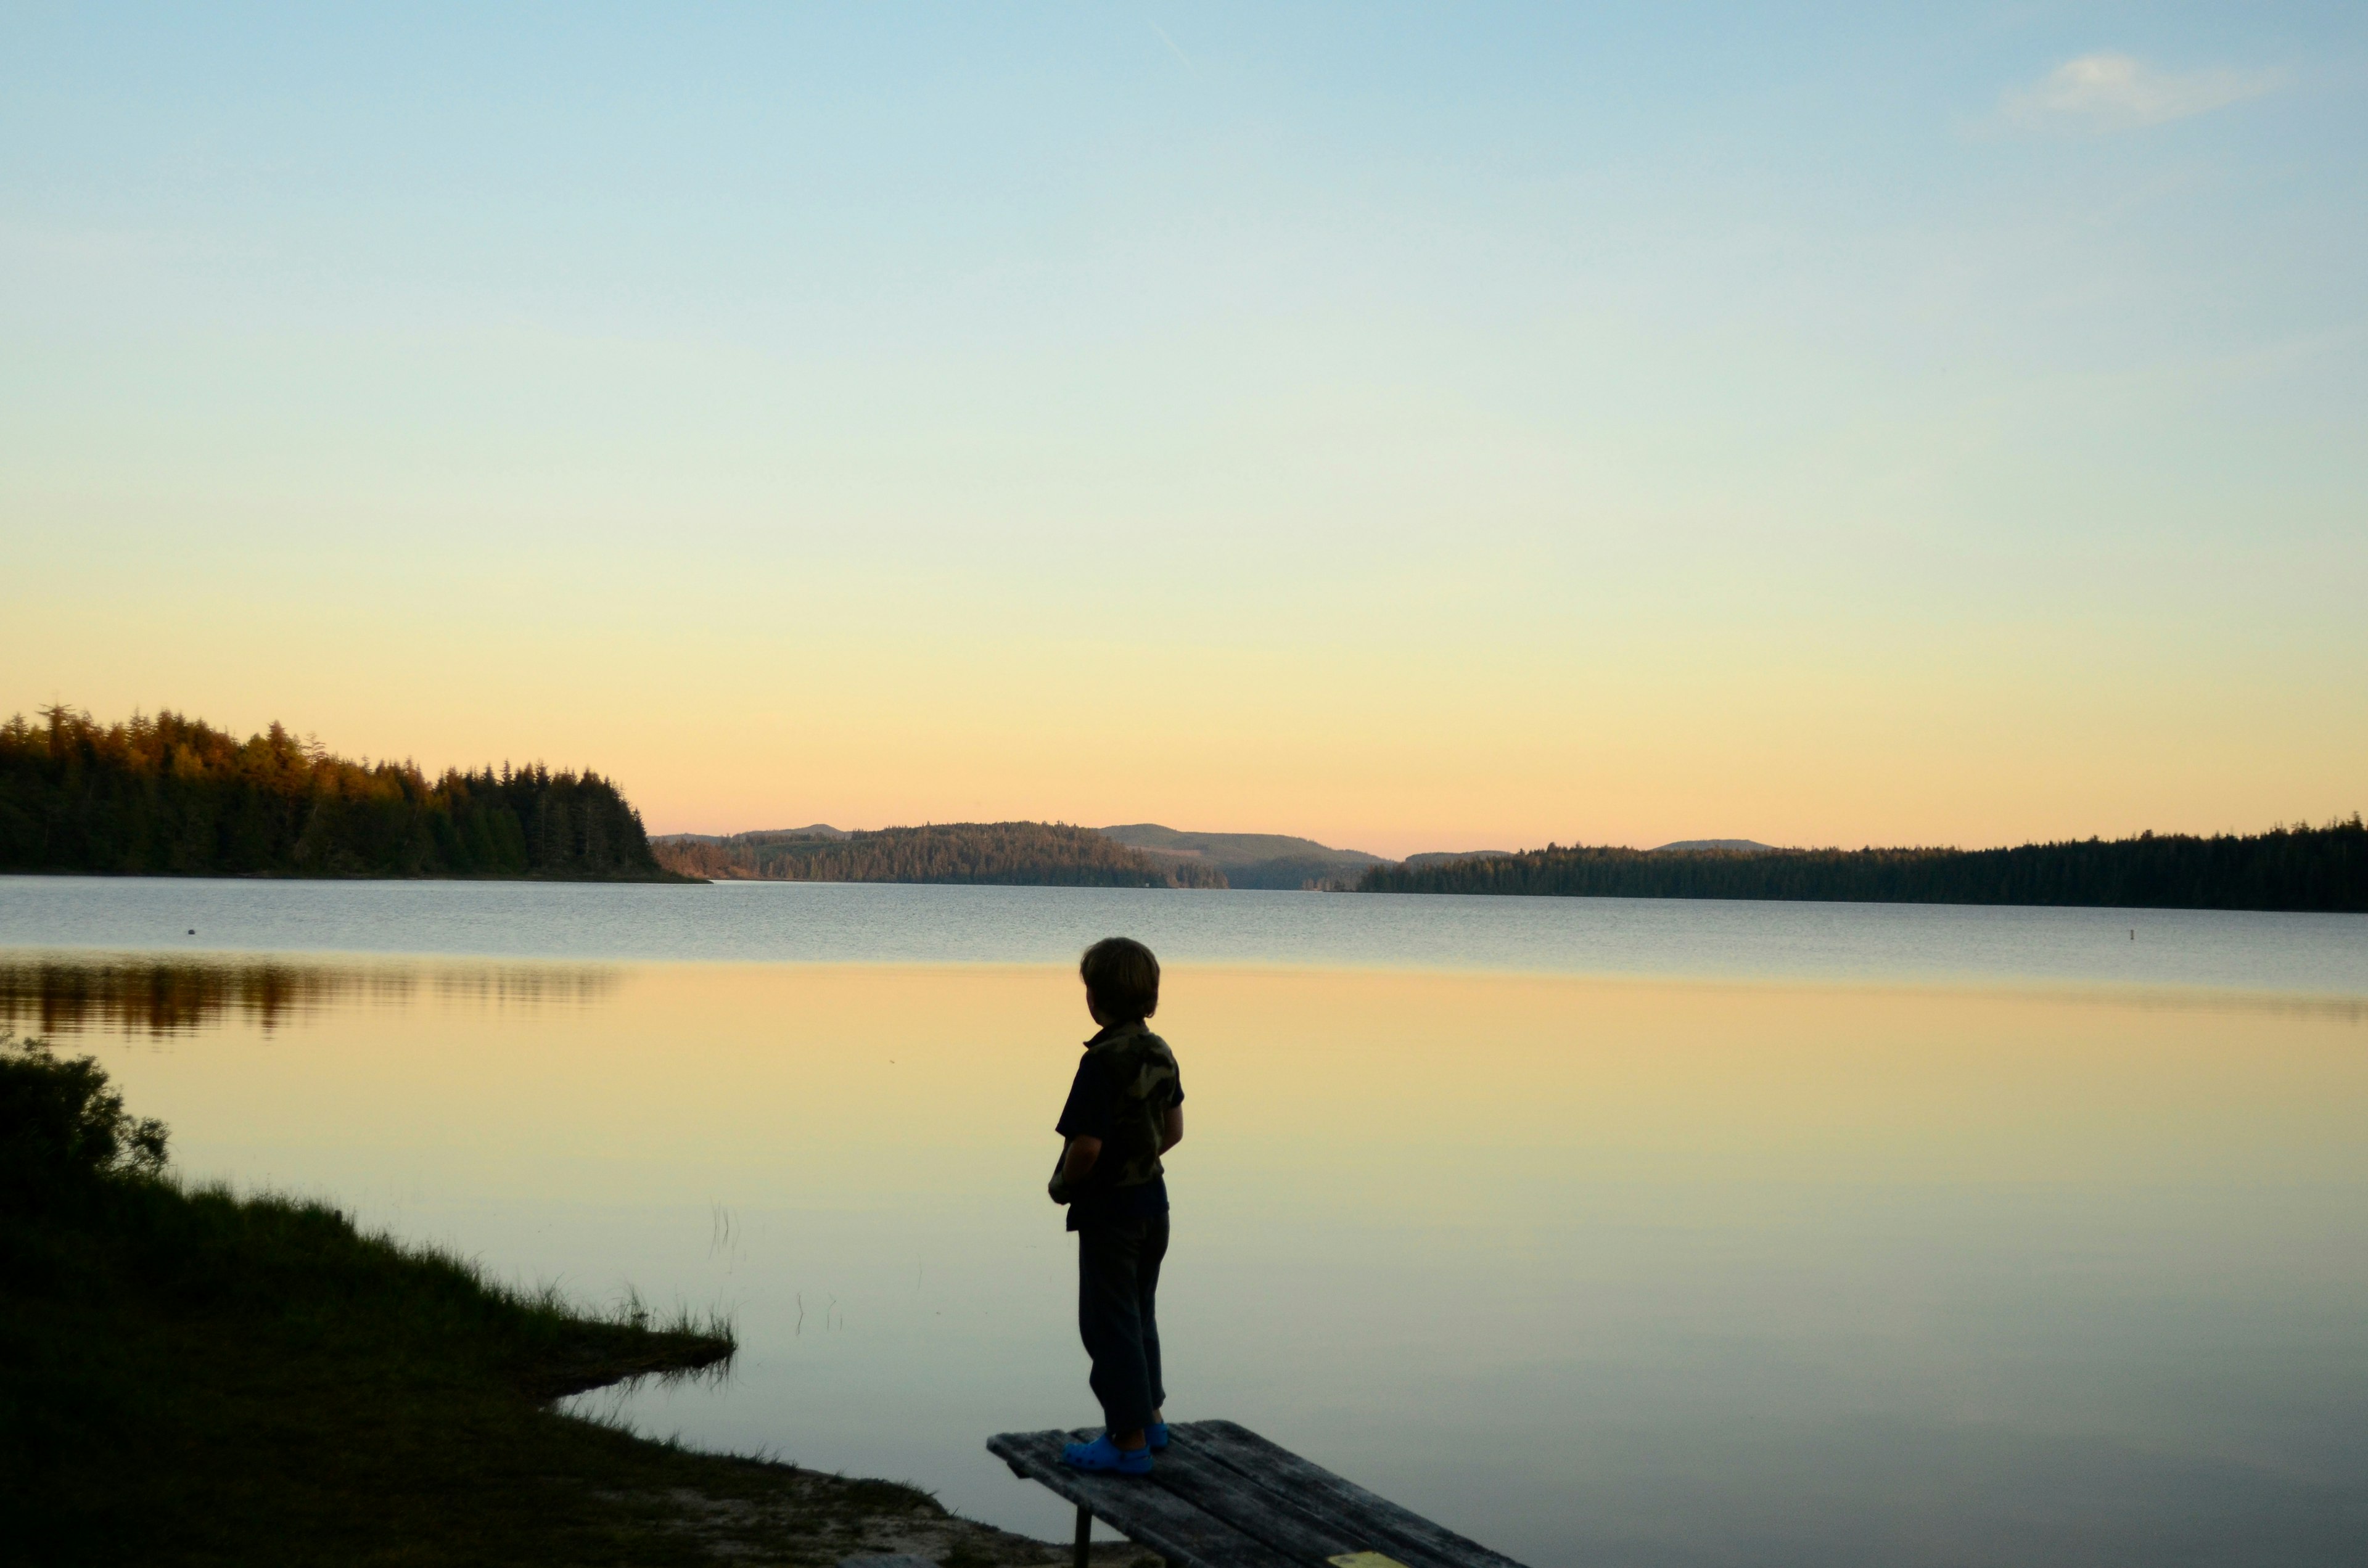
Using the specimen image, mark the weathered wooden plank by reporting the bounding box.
[987,1421,1530,1568]
[1181,1421,1527,1568]
[985,1428,1301,1568]
[1150,1422,1511,1568]
[1137,1435,1372,1562]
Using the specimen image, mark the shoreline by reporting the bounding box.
[0,866,709,884]
[0,1035,1088,1567]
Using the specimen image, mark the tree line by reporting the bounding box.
[0,707,673,880]
[652,822,1228,887]
[1355,819,2368,913]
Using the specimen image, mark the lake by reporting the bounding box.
[4,875,2364,1566]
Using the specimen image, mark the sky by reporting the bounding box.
[4,3,2362,857]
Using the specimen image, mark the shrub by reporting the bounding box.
[0,1031,168,1204]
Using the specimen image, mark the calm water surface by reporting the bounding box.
[3,876,2363,1566]
[7,873,2368,991]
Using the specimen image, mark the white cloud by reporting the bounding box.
[2000,52,2280,131]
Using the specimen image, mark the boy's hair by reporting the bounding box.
[1080,937,1160,1021]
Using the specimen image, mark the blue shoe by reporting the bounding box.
[1062,1433,1152,1475]
[1148,1422,1169,1451]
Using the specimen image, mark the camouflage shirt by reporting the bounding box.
[1051,1020,1183,1223]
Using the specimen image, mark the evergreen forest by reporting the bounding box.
[1356,819,2368,913]
[0,708,674,880]
[652,822,1228,887]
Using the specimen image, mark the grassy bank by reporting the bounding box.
[0,1035,1069,1567]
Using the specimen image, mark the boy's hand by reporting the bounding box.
[1051,1135,1101,1203]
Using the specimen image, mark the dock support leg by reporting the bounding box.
[1072,1503,1092,1568]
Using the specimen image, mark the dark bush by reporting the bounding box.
[0,1032,168,1204]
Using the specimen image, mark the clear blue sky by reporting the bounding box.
[6,4,2362,851]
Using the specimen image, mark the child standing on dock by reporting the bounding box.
[1050,937,1185,1475]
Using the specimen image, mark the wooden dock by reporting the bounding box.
[985,1421,1529,1568]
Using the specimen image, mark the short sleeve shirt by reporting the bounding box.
[1056,1034,1183,1227]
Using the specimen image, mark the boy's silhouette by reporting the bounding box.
[1050,937,1185,1474]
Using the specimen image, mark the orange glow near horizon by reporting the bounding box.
[7,9,2363,860]
[10,648,2360,861]
[59,960,2368,1212]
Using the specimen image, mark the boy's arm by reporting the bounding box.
[1050,1054,1112,1202]
[1051,1135,1100,1201]
[1159,1104,1183,1154]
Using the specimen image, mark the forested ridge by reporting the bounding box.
[1097,824,1384,890]
[652,822,1227,887]
[1357,819,2368,913]
[0,707,675,880]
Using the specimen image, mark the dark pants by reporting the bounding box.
[1075,1215,1169,1433]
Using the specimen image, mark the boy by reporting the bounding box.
[1050,937,1185,1475]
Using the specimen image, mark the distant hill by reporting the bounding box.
[1357,821,2368,912]
[1,707,678,881]
[1653,839,1780,853]
[1401,849,1514,869]
[1100,824,1386,890]
[652,825,843,847]
[651,822,1223,887]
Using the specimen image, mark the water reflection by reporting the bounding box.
[0,952,618,1036]
[20,955,2368,1567]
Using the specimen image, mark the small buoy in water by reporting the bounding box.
[187,929,196,935]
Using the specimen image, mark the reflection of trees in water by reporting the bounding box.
[0,956,619,1036]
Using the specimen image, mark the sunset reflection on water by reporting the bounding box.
[0,951,618,1035]
[22,954,2368,1566]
